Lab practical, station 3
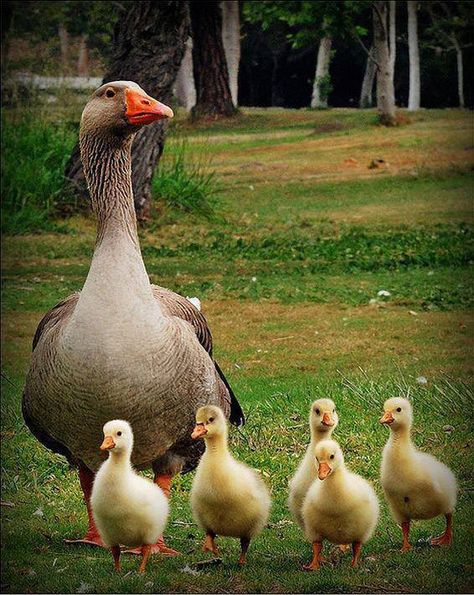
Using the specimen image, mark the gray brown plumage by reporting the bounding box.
[22,81,243,480]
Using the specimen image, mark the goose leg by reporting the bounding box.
[111,545,121,572]
[431,513,453,546]
[203,531,220,556]
[64,462,104,547]
[124,473,180,556]
[303,541,323,571]
[238,537,250,566]
[401,520,412,552]
[351,541,362,567]
[138,544,152,573]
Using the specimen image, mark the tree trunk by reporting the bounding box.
[64,1,190,221]
[407,0,420,110]
[373,1,396,125]
[77,34,89,78]
[453,38,465,108]
[174,37,196,110]
[359,46,376,108]
[389,0,396,78]
[220,0,240,106]
[311,36,332,109]
[190,0,237,119]
[1,1,13,77]
[58,23,69,74]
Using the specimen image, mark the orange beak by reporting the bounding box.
[100,435,116,451]
[125,87,174,125]
[318,461,332,480]
[380,410,395,425]
[321,412,335,427]
[191,424,207,440]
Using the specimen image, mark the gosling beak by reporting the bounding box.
[191,423,207,440]
[321,412,335,427]
[380,410,395,425]
[125,87,174,125]
[100,435,116,451]
[318,461,332,480]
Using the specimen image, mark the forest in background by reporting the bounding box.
[2,0,473,110]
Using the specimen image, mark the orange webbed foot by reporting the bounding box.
[124,536,180,556]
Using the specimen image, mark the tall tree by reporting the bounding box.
[221,0,241,106]
[175,37,196,110]
[311,34,332,108]
[190,0,237,119]
[65,1,189,221]
[407,0,420,110]
[426,1,474,109]
[359,45,376,107]
[373,1,396,125]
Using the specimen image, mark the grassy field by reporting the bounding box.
[1,107,474,593]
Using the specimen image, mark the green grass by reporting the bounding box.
[1,106,473,593]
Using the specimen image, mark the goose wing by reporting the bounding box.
[151,285,245,426]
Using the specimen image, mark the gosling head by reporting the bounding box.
[380,397,413,432]
[314,439,344,480]
[310,398,338,435]
[80,80,173,140]
[100,419,133,454]
[191,405,227,441]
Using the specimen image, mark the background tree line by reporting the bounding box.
[2,0,473,218]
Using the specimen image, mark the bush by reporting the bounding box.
[152,140,219,219]
[1,114,76,234]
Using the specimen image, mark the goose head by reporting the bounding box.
[380,397,413,431]
[80,80,173,139]
[100,419,134,455]
[310,398,338,435]
[191,405,227,441]
[314,439,344,480]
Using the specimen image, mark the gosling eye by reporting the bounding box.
[117,431,122,437]
[333,408,336,413]
[208,417,214,423]
[315,408,320,415]
[330,454,335,460]
[105,88,116,98]
[396,407,402,413]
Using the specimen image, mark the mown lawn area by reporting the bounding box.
[1,107,473,593]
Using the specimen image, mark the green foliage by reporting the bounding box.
[1,113,76,234]
[152,141,219,220]
[243,0,370,48]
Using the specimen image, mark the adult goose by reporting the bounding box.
[22,81,244,554]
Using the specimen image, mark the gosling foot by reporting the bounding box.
[124,536,180,556]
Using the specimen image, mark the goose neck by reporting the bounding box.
[80,131,139,250]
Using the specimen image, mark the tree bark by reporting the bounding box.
[77,34,89,78]
[190,0,237,119]
[64,1,190,221]
[407,0,420,110]
[453,37,465,108]
[389,0,396,78]
[58,23,69,74]
[220,0,240,106]
[359,46,376,108]
[373,1,396,125]
[175,37,196,110]
[311,36,332,109]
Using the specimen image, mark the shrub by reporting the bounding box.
[1,113,76,234]
[152,140,219,219]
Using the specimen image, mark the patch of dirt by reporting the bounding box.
[311,122,348,134]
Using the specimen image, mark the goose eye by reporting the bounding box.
[117,431,122,436]
[315,408,320,415]
[330,454,335,459]
[209,417,214,423]
[396,407,402,413]
[105,88,116,98]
